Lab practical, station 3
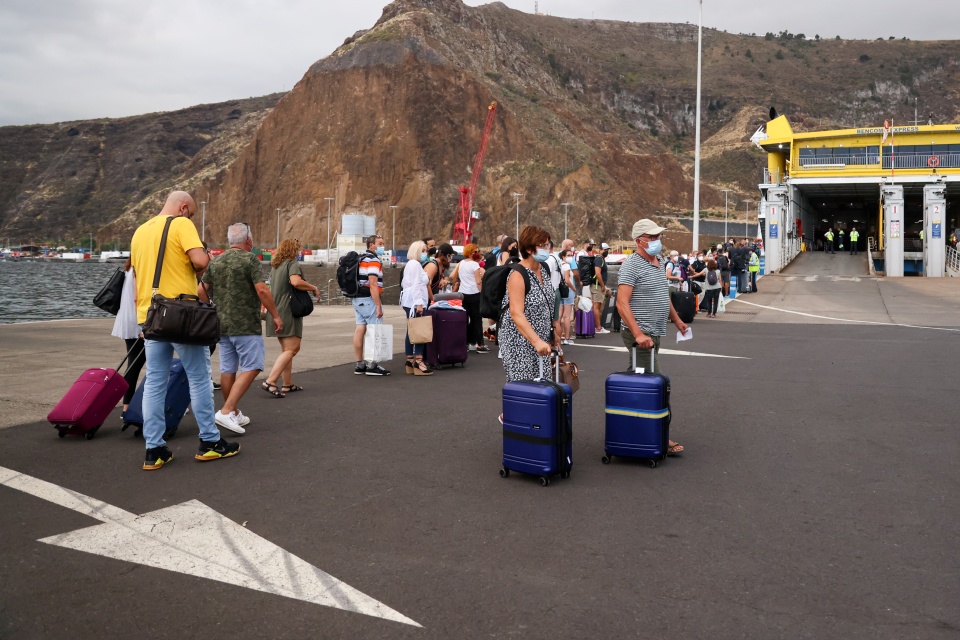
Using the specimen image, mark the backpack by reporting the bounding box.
[577,255,595,286]
[336,251,362,298]
[707,270,718,286]
[480,263,530,321]
[717,255,730,271]
[483,247,500,267]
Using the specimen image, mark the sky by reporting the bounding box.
[2,0,958,127]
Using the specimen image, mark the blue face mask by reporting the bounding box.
[375,246,385,257]
[419,253,428,263]
[535,248,550,262]
[643,239,662,256]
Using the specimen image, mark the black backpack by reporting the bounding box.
[707,270,718,286]
[577,255,595,286]
[480,263,530,321]
[337,251,362,298]
[483,248,500,266]
[717,254,730,271]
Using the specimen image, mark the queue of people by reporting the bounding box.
[116,190,746,471]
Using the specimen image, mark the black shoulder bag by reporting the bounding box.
[142,217,221,345]
[92,267,126,315]
[290,264,315,318]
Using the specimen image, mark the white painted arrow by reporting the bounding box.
[568,342,749,359]
[0,465,420,627]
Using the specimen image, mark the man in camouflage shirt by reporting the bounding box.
[199,223,282,434]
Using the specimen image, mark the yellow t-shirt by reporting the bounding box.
[130,215,204,324]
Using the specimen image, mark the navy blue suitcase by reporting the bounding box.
[501,358,573,487]
[121,358,190,439]
[602,348,670,467]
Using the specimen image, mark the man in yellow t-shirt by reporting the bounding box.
[130,191,240,470]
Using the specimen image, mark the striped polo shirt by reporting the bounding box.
[357,250,383,297]
[617,253,671,337]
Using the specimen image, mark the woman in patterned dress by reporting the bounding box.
[499,226,563,386]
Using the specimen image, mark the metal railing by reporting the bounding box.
[946,246,960,277]
[882,154,960,170]
[798,154,880,168]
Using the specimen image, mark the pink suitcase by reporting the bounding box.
[48,368,129,439]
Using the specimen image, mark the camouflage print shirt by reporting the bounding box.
[201,249,266,335]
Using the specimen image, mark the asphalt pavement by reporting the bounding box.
[1,267,959,639]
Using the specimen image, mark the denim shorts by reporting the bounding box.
[218,334,265,374]
[353,297,382,325]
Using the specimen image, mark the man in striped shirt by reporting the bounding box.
[353,235,390,376]
[616,218,688,455]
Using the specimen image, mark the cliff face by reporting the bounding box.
[5,0,960,247]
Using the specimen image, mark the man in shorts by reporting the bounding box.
[353,235,390,376]
[199,223,282,433]
[593,242,612,334]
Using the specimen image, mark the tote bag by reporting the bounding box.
[407,312,434,344]
[362,324,394,362]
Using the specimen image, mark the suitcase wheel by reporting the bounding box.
[560,471,569,479]
[538,476,550,487]
[84,426,100,441]
[57,430,67,438]
[499,468,510,478]
[601,455,611,464]
[647,459,658,469]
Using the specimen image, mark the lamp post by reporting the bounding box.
[200,200,206,242]
[562,202,572,240]
[324,197,334,256]
[275,207,281,249]
[742,200,752,239]
[390,205,398,261]
[721,189,731,243]
[513,193,523,239]
[691,0,704,251]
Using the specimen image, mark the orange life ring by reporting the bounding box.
[928,156,940,168]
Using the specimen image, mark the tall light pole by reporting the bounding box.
[324,197,334,255]
[513,193,523,239]
[721,189,731,243]
[742,200,752,239]
[390,205,398,260]
[691,0,704,252]
[275,207,281,249]
[562,202,572,240]
[200,200,207,242]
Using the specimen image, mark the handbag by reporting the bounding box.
[557,354,580,393]
[550,256,570,298]
[407,310,434,344]
[290,287,314,318]
[362,324,394,362]
[142,217,221,346]
[577,294,593,313]
[93,267,125,315]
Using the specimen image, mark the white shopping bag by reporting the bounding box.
[717,293,727,314]
[577,295,593,313]
[363,324,394,362]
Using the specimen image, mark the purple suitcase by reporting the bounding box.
[575,308,596,338]
[424,307,469,367]
[48,368,128,439]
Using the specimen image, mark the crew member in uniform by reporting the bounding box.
[849,227,860,255]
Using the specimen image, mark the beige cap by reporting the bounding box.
[631,218,666,238]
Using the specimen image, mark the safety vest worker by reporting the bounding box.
[825,230,834,241]
[748,252,760,273]
[850,229,860,255]
[920,230,925,241]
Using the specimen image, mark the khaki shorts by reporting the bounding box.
[591,287,606,304]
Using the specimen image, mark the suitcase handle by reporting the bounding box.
[117,340,145,374]
[536,352,562,384]
[632,345,654,373]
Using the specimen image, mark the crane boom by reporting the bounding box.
[453,102,497,246]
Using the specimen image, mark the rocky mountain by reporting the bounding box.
[4,0,960,249]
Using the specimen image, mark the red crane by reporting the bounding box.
[453,101,497,246]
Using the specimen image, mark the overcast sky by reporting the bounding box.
[2,0,958,127]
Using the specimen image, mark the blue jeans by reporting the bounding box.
[402,306,424,357]
[143,339,220,449]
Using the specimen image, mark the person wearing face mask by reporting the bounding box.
[616,219,687,455]
[453,243,489,353]
[592,242,612,334]
[665,251,683,289]
[399,240,433,375]
[424,243,454,296]
[497,236,520,266]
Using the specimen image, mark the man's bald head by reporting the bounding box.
[561,238,574,251]
[161,191,196,219]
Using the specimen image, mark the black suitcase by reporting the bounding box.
[670,290,696,324]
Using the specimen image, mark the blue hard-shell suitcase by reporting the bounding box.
[602,348,670,467]
[501,357,573,487]
[122,358,190,439]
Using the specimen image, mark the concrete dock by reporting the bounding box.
[1,258,959,639]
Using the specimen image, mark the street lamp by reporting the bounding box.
[200,200,206,242]
[513,193,524,239]
[691,0,704,251]
[390,205,398,261]
[562,202,572,240]
[275,207,281,249]
[742,200,752,239]
[721,189,731,243]
[324,197,334,256]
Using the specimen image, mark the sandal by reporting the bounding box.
[667,441,684,456]
[261,381,285,398]
[281,384,303,393]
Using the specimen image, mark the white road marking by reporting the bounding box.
[0,465,420,627]
[727,297,960,333]
[568,343,749,359]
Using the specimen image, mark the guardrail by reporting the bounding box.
[947,246,960,277]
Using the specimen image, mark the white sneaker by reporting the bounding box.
[215,410,246,434]
[235,410,251,427]
[596,328,611,334]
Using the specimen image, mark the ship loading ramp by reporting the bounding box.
[752,114,960,277]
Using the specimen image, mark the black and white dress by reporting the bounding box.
[499,265,554,382]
